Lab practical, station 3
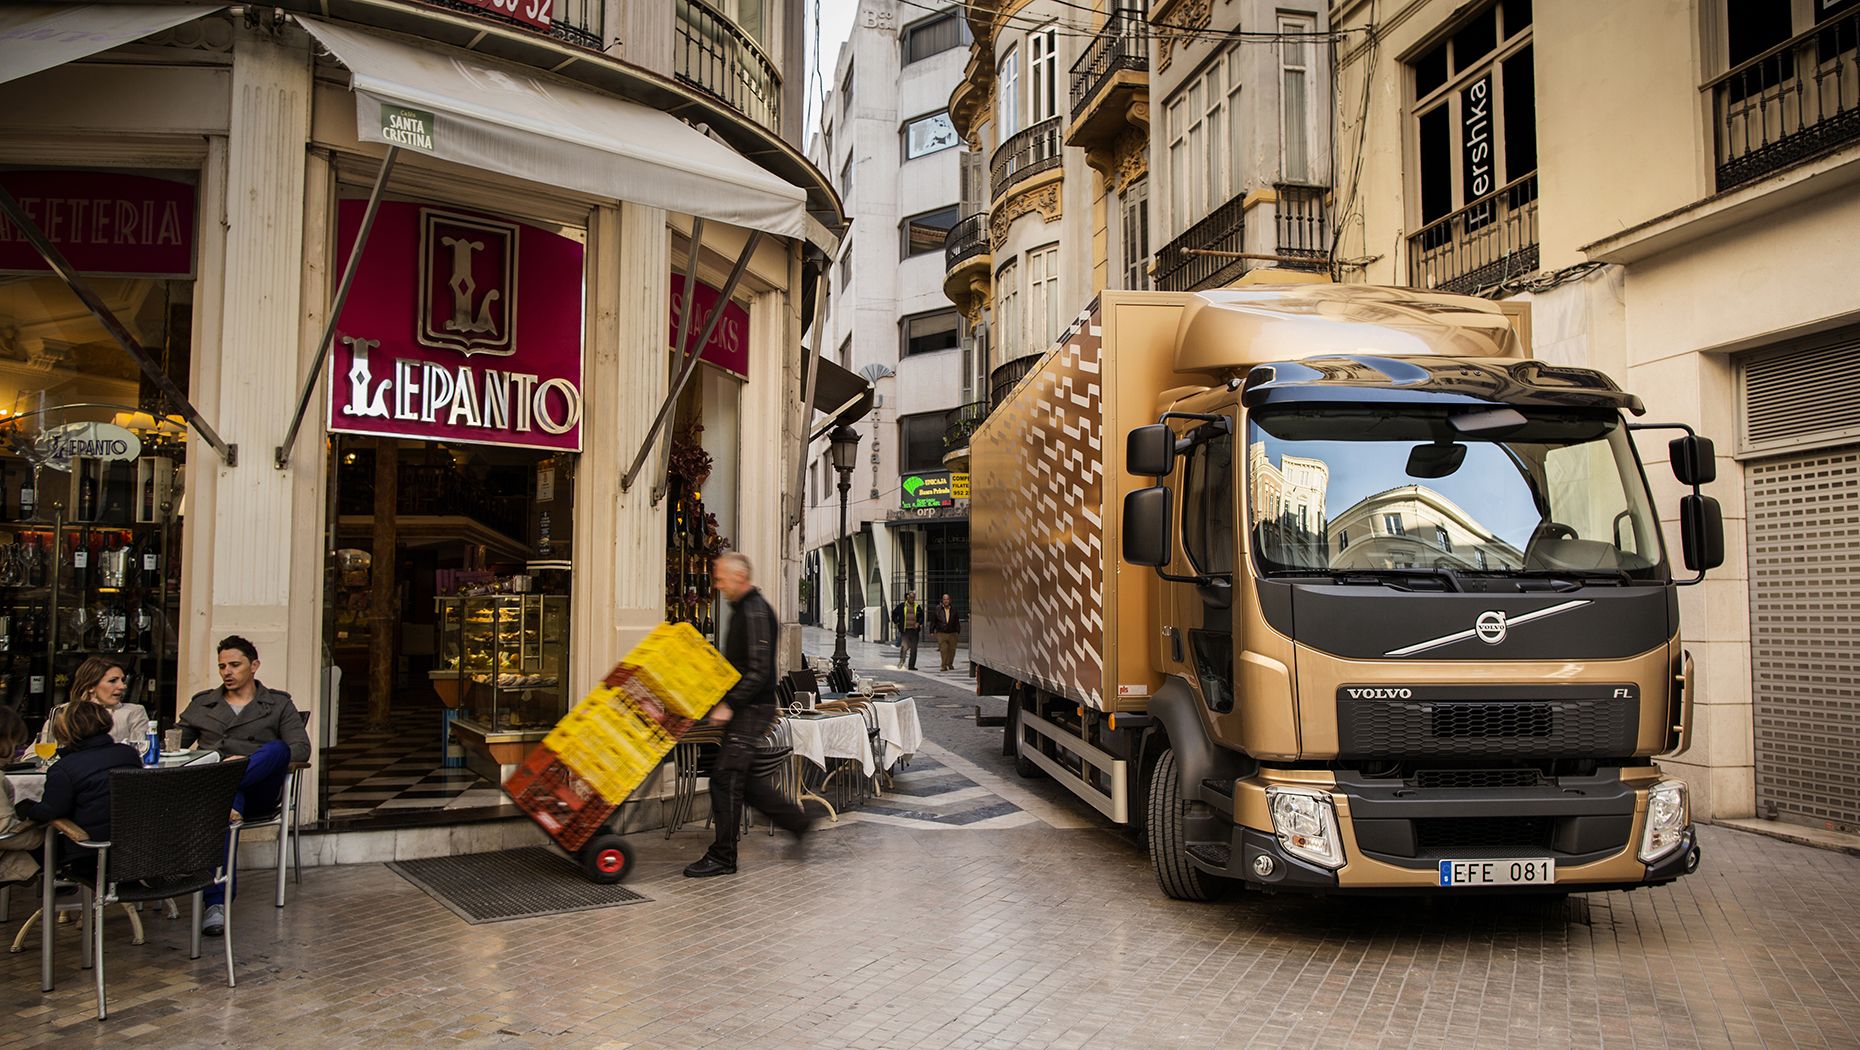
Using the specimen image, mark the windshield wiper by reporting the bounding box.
[1478,568,1637,590]
[1271,567,1464,592]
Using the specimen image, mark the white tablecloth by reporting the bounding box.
[784,712,874,776]
[869,697,922,765]
[6,749,217,806]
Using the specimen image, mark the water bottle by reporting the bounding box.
[145,721,161,767]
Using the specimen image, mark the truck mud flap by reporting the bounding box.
[1018,706,1129,823]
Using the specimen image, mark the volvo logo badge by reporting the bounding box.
[1475,610,1508,645]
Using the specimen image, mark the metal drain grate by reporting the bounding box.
[388,846,650,925]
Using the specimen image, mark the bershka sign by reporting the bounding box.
[1460,72,1495,203]
[327,200,585,451]
[669,273,751,379]
[0,170,195,278]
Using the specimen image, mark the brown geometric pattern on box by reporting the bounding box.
[971,305,1107,709]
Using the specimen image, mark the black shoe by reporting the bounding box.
[683,856,736,878]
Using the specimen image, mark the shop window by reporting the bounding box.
[1121,178,1150,290]
[1027,244,1060,348]
[903,9,972,64]
[904,110,961,159]
[901,205,960,257]
[1029,24,1060,124]
[1410,0,1535,225]
[900,412,947,471]
[903,310,961,357]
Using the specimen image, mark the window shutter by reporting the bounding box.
[1738,331,1860,456]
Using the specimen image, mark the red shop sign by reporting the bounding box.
[326,200,585,452]
[430,0,553,31]
[0,170,196,279]
[670,273,751,380]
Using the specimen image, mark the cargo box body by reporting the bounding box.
[969,292,1201,713]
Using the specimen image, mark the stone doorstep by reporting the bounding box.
[235,793,688,870]
[1713,817,1860,857]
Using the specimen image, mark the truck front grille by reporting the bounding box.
[1414,817,1554,853]
[1338,697,1639,759]
[1411,768,1547,790]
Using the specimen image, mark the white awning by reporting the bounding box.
[298,18,809,241]
[0,3,224,85]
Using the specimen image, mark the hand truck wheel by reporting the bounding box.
[578,834,633,884]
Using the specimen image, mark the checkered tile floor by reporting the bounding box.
[320,700,516,821]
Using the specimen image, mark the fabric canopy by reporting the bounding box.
[0,3,224,85]
[810,356,873,439]
[298,18,809,240]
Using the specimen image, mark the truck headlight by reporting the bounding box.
[1266,787,1344,870]
[1638,780,1690,864]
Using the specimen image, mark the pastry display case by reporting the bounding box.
[434,593,569,782]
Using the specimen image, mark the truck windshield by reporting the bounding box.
[1245,406,1667,581]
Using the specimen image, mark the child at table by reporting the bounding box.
[0,706,44,884]
[22,701,140,876]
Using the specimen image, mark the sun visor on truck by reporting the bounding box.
[1238,356,1646,415]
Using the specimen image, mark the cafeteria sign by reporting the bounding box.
[900,471,969,510]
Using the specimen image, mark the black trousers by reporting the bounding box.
[898,628,920,669]
[707,704,807,866]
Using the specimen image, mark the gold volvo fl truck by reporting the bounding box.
[969,285,1721,898]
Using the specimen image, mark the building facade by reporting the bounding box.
[0,0,841,842]
[804,1,971,644]
[1332,0,1860,829]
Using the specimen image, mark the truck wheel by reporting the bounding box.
[1000,690,1019,757]
[578,834,633,884]
[1147,749,1218,902]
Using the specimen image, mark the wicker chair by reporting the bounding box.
[53,760,246,1019]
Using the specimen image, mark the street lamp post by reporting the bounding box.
[828,425,862,685]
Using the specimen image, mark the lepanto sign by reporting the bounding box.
[327,200,585,452]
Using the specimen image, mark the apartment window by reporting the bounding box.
[1279,15,1315,183]
[996,258,1021,358]
[1337,528,1350,552]
[1027,244,1060,349]
[733,0,765,45]
[840,60,855,112]
[901,205,961,257]
[1383,513,1406,536]
[840,152,853,201]
[1435,525,1453,552]
[1411,0,1536,225]
[998,46,1020,137]
[1164,47,1245,234]
[902,309,961,357]
[1121,178,1150,290]
[839,243,853,288]
[1029,25,1060,124]
[900,412,947,471]
[903,9,972,64]
[837,334,852,369]
[904,111,961,159]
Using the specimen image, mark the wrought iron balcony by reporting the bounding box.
[1070,11,1148,130]
[675,0,782,135]
[990,117,1064,201]
[428,0,603,50]
[1708,8,1860,191]
[945,212,990,272]
[943,399,989,451]
[990,353,1042,408]
[1407,173,1539,297]
[1154,192,1247,292]
[1273,183,1330,271]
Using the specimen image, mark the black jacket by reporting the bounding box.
[721,587,779,709]
[24,732,141,843]
[930,603,961,633]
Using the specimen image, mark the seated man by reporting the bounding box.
[178,635,311,936]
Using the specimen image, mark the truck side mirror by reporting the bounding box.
[1680,494,1724,572]
[1670,435,1717,486]
[1127,425,1175,477]
[1123,486,1173,566]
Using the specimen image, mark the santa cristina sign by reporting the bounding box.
[379,105,436,153]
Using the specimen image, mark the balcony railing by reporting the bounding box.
[1407,173,1539,296]
[427,0,603,50]
[990,354,1042,408]
[945,212,990,272]
[1154,192,1247,292]
[1708,9,1860,191]
[1071,11,1149,125]
[675,0,782,134]
[943,399,989,451]
[1274,183,1330,271]
[990,117,1064,201]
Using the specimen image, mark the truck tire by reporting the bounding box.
[1009,693,1045,778]
[1001,689,1019,757]
[1147,749,1219,902]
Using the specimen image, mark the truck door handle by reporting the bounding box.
[1163,626,1183,663]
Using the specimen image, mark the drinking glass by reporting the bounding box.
[32,741,57,764]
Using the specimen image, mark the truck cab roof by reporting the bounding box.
[1237,354,1647,415]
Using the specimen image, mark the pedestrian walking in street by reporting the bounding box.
[891,591,922,671]
[932,594,961,672]
[684,553,812,878]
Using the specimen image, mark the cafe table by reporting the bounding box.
[9,749,220,992]
[782,709,874,821]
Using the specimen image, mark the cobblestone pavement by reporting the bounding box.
[2,633,1857,1048]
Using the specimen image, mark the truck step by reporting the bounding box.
[974,705,1006,728]
[1185,843,1233,873]
[1200,778,1236,818]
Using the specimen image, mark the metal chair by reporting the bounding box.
[54,760,247,1019]
[234,708,312,907]
[665,723,726,838]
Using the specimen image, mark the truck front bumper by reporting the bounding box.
[1185,771,1702,894]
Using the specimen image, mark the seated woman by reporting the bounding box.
[22,700,141,875]
[0,706,44,884]
[37,657,150,755]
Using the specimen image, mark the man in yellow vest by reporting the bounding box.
[890,591,922,671]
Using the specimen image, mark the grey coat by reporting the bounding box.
[178,681,312,763]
